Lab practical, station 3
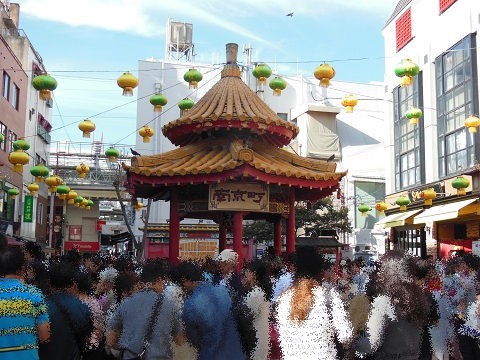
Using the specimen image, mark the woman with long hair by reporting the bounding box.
[275,248,353,359]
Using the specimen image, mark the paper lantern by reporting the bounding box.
[465,116,480,133]
[183,68,203,89]
[76,163,90,179]
[420,188,436,206]
[105,147,120,162]
[67,190,78,205]
[78,119,96,138]
[7,188,19,199]
[341,94,358,113]
[30,164,50,182]
[395,196,411,211]
[375,202,388,216]
[358,204,371,217]
[451,176,470,196]
[27,182,39,196]
[32,73,57,101]
[149,93,168,113]
[117,71,138,96]
[405,107,423,125]
[252,63,272,85]
[269,76,287,96]
[313,63,335,87]
[139,126,154,143]
[394,59,420,87]
[8,150,29,173]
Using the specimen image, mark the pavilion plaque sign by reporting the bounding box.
[209,183,269,212]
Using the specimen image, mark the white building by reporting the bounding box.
[380,0,480,258]
[134,21,386,254]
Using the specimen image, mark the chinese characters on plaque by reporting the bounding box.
[209,183,269,211]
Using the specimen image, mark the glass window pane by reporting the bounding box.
[445,71,454,91]
[447,154,456,174]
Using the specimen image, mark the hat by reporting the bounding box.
[216,249,239,263]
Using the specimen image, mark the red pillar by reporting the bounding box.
[274,217,282,256]
[169,187,180,263]
[233,211,243,268]
[219,220,227,252]
[286,188,296,254]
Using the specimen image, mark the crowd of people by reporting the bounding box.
[1,236,480,360]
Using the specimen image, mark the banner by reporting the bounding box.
[23,195,33,223]
[209,183,269,211]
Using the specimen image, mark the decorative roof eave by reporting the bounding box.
[162,119,297,147]
[127,164,345,199]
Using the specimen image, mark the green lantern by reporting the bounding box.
[7,188,19,199]
[405,107,423,125]
[30,164,50,182]
[183,68,203,89]
[32,73,57,101]
[451,176,470,196]
[395,196,411,211]
[358,204,372,217]
[0,133,4,143]
[105,147,120,162]
[269,76,287,96]
[56,184,70,200]
[13,139,30,151]
[149,93,168,113]
[252,63,272,85]
[74,196,84,207]
[86,199,94,210]
[394,59,419,87]
[178,98,195,115]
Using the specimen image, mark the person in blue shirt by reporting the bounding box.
[179,261,246,360]
[0,240,50,360]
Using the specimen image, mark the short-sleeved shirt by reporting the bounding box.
[107,287,182,360]
[0,278,49,360]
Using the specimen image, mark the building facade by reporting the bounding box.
[1,1,53,241]
[381,0,480,258]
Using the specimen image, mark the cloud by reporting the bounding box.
[19,0,395,47]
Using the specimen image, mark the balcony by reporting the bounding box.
[37,124,51,144]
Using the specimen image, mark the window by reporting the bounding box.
[395,229,423,256]
[0,122,6,152]
[2,72,10,100]
[37,203,44,225]
[354,181,385,229]
[8,130,17,152]
[10,84,19,110]
[277,112,288,121]
[439,0,457,14]
[393,73,425,190]
[35,153,46,166]
[436,34,478,177]
[395,8,413,52]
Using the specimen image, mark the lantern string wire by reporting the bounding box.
[112,67,224,145]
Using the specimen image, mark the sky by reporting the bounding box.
[14,0,399,146]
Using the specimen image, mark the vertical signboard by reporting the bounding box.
[69,225,82,241]
[23,195,33,222]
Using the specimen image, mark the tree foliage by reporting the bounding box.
[295,197,352,236]
[243,220,275,244]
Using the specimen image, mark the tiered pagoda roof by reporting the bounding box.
[126,43,346,202]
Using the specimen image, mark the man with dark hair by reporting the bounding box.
[179,261,246,360]
[39,260,92,360]
[0,246,50,359]
[106,260,183,359]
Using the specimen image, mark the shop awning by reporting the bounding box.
[375,209,423,228]
[296,236,344,248]
[413,198,478,224]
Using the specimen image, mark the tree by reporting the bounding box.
[295,197,352,236]
[243,220,275,244]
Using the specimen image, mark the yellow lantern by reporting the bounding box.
[420,188,436,206]
[76,163,90,179]
[78,119,96,138]
[341,94,358,113]
[313,63,335,87]
[67,190,78,205]
[139,125,154,143]
[375,201,388,216]
[81,198,89,208]
[135,202,143,211]
[8,150,29,173]
[465,116,480,133]
[117,71,139,96]
[27,183,40,196]
[45,175,62,193]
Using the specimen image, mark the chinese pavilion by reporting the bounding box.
[125,43,347,264]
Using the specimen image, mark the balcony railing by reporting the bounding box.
[37,124,51,144]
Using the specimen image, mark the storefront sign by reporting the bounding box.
[209,183,269,211]
[69,225,82,241]
[23,195,33,223]
[96,220,106,231]
[64,241,100,252]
